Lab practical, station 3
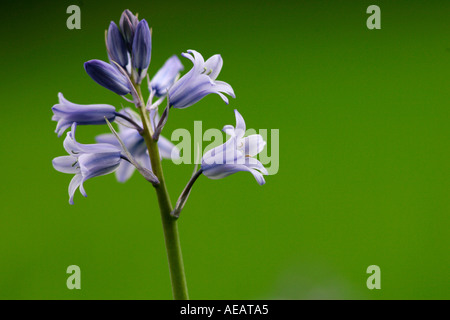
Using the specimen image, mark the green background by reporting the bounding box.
[0,0,448,299]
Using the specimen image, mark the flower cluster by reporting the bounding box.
[52,9,268,206]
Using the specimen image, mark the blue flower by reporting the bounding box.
[201,110,267,185]
[168,50,235,109]
[52,123,123,204]
[96,108,179,182]
[51,93,116,137]
[84,59,131,96]
[106,21,129,71]
[132,19,152,84]
[149,55,184,97]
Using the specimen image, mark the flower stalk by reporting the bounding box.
[171,169,203,219]
[134,82,189,300]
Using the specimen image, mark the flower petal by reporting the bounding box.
[150,55,184,97]
[215,80,235,98]
[68,173,83,205]
[55,121,72,138]
[169,74,212,108]
[137,153,152,171]
[204,54,223,80]
[234,109,246,139]
[202,162,266,185]
[158,135,180,160]
[95,133,120,147]
[222,125,235,137]
[242,134,266,157]
[64,123,121,156]
[201,137,243,168]
[245,157,269,175]
[115,160,136,183]
[247,168,266,185]
[183,50,205,74]
[52,156,79,174]
[78,152,122,181]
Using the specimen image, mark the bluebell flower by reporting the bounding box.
[149,55,184,97]
[52,123,123,204]
[84,59,131,96]
[106,21,129,71]
[201,110,267,185]
[96,108,179,182]
[119,9,139,51]
[168,50,235,109]
[132,19,152,84]
[51,93,116,137]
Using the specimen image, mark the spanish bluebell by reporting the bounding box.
[168,50,235,109]
[149,55,184,97]
[201,110,267,185]
[51,93,116,137]
[52,123,123,204]
[84,59,131,96]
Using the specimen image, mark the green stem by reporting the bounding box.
[135,85,189,300]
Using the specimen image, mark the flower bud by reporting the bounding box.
[132,19,152,84]
[84,59,131,96]
[119,9,139,51]
[107,21,129,70]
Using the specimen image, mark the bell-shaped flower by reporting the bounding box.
[168,50,235,109]
[132,19,152,84]
[84,59,131,96]
[96,108,179,182]
[119,9,139,51]
[52,123,123,204]
[201,110,268,185]
[106,21,129,71]
[51,93,117,137]
[149,55,184,97]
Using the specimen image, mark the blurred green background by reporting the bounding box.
[0,0,448,299]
